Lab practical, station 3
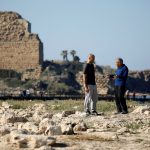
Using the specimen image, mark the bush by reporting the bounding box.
[4,78,22,88]
[47,83,75,94]
[22,80,34,89]
[0,69,21,79]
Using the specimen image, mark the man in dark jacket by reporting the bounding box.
[114,58,128,114]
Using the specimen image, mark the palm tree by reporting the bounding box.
[61,50,68,61]
[74,56,80,62]
[70,50,76,61]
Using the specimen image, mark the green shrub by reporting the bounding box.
[23,80,34,89]
[48,83,75,94]
[4,78,22,88]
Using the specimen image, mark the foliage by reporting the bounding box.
[47,83,75,94]
[125,122,141,130]
[22,80,34,89]
[61,50,68,61]
[74,56,80,62]
[4,78,22,88]
[0,69,21,79]
[70,50,76,60]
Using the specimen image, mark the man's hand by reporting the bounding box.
[110,74,115,79]
[84,85,89,93]
[116,75,119,78]
[106,74,115,79]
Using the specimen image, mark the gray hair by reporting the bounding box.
[116,57,123,64]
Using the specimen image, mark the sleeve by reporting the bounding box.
[83,64,88,74]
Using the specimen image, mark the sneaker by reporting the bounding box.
[85,111,91,116]
[91,111,98,116]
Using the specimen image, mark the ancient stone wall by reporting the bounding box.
[0,12,43,73]
[76,71,114,95]
[77,70,150,94]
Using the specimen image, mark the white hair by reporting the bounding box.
[116,57,123,64]
[89,53,95,58]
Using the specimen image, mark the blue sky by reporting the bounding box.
[0,0,150,70]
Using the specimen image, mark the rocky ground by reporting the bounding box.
[0,101,149,150]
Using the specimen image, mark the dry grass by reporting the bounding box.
[0,99,148,113]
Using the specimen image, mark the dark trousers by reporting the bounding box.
[115,86,128,112]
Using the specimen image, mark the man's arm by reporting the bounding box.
[83,64,89,92]
[83,74,89,92]
[116,67,128,79]
[83,74,87,87]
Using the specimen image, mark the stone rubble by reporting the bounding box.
[0,102,149,150]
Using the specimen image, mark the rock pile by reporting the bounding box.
[76,69,150,95]
[0,102,149,150]
[76,71,114,94]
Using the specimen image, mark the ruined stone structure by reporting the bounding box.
[0,12,43,78]
[76,71,114,95]
[77,70,150,94]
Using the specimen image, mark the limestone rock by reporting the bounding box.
[39,118,55,134]
[87,132,118,141]
[73,121,87,132]
[61,123,74,135]
[45,126,62,136]
[0,126,10,136]
[28,135,56,148]
[86,129,96,133]
[0,113,27,124]
[32,104,49,123]
[35,146,52,150]
[102,122,111,128]
[144,110,150,116]
[0,102,149,150]
[146,128,150,134]
[18,122,38,133]
[62,110,75,117]
[1,102,13,109]
[8,130,56,148]
[33,111,43,123]
[132,105,150,114]
[117,127,129,135]
[42,113,53,119]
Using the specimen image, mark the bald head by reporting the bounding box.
[87,54,95,63]
[116,58,124,68]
